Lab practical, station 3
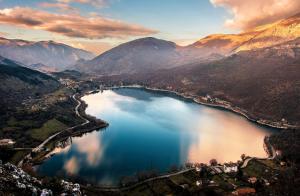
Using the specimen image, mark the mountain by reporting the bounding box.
[75,13,300,76]
[235,13,300,52]
[188,12,300,57]
[74,37,223,75]
[75,37,183,75]
[0,56,60,110]
[0,37,95,71]
[100,38,300,126]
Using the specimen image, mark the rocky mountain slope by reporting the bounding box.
[234,12,300,52]
[188,12,300,57]
[0,37,95,71]
[0,162,82,195]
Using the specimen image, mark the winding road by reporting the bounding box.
[90,168,195,192]
[241,137,276,168]
[19,93,90,166]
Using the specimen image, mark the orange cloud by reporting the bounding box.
[0,7,157,39]
[210,0,300,30]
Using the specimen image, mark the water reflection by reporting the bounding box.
[37,88,274,185]
[74,133,104,166]
[64,157,79,175]
[187,108,271,163]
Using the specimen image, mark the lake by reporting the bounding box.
[37,88,274,185]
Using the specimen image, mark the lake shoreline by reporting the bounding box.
[17,91,109,167]
[107,85,298,130]
[20,86,278,192]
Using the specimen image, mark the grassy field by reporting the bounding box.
[30,118,67,141]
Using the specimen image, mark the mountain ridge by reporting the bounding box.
[0,37,95,71]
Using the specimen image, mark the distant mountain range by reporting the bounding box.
[74,12,299,75]
[0,37,95,71]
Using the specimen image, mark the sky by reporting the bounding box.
[0,0,299,55]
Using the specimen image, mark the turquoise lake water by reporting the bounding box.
[37,88,274,185]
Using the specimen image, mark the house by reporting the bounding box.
[280,161,286,166]
[0,139,15,149]
[276,150,282,157]
[196,180,202,186]
[223,163,238,173]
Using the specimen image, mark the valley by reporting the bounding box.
[0,7,299,196]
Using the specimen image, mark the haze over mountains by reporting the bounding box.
[0,37,95,71]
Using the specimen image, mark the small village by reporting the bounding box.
[110,151,285,196]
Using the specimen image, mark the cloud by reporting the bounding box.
[0,31,8,37]
[75,133,103,166]
[0,7,157,39]
[210,0,300,30]
[39,2,79,13]
[57,0,110,8]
